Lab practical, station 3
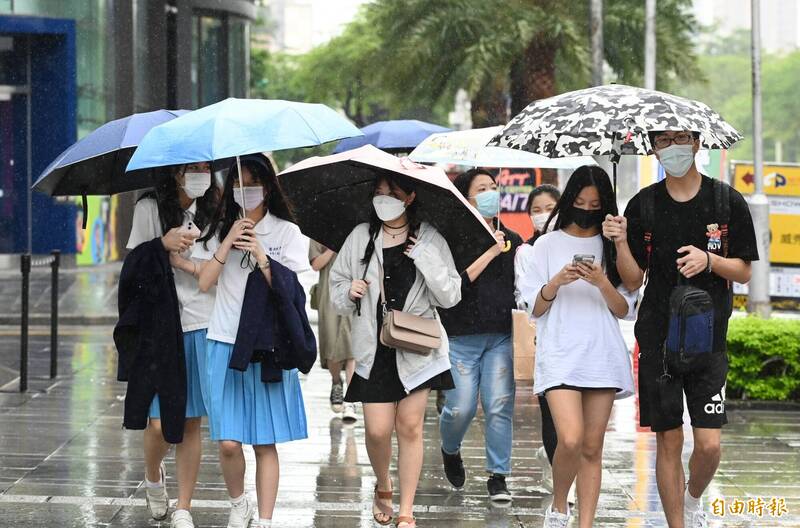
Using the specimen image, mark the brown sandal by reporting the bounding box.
[396,516,416,528]
[372,484,393,525]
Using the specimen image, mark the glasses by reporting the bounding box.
[653,132,695,150]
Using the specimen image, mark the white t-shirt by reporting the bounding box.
[516,229,635,398]
[192,212,310,344]
[126,198,216,332]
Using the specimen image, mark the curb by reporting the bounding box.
[727,399,800,411]
[0,315,117,326]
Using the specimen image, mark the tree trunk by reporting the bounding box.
[470,78,508,128]
[509,35,558,116]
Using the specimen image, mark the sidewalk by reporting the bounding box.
[0,326,799,527]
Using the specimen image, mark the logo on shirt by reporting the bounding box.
[706,223,722,253]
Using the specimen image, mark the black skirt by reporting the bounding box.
[345,244,454,404]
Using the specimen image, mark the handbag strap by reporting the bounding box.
[376,258,388,317]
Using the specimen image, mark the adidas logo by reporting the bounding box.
[705,392,725,414]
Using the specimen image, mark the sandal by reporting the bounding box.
[372,483,393,526]
[396,515,416,528]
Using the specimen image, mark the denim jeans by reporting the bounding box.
[439,333,515,474]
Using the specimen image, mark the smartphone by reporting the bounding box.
[572,254,595,266]
[179,221,201,239]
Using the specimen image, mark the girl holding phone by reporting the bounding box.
[125,162,217,528]
[516,166,634,528]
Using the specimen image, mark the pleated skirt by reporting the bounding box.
[149,329,208,419]
[204,339,308,445]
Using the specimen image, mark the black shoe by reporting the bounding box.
[441,448,465,488]
[487,474,512,503]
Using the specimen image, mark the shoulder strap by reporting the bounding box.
[712,179,731,258]
[640,184,657,272]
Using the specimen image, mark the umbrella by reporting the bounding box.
[278,144,495,272]
[333,119,451,154]
[31,109,189,228]
[488,84,742,190]
[409,126,596,169]
[126,98,363,171]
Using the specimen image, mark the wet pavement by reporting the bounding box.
[1,324,799,527]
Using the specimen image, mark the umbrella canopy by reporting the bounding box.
[279,145,495,272]
[126,98,363,171]
[32,109,189,196]
[410,126,596,169]
[488,84,742,161]
[333,119,451,154]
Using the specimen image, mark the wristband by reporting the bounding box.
[705,251,712,273]
[258,258,270,270]
[540,286,557,302]
[213,253,226,265]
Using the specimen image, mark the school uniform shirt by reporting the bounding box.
[517,229,635,398]
[192,212,310,344]
[624,176,759,353]
[126,198,215,332]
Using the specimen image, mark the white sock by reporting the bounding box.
[230,493,247,507]
[144,474,162,488]
[258,519,272,527]
[685,486,702,511]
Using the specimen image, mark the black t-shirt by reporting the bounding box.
[624,176,759,352]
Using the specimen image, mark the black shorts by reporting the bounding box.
[638,347,728,432]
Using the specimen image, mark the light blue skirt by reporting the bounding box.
[149,329,208,419]
[204,339,308,445]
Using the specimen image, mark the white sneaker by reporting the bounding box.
[536,446,553,492]
[685,509,709,528]
[227,497,256,528]
[342,402,358,423]
[543,503,571,528]
[171,509,195,528]
[145,462,169,520]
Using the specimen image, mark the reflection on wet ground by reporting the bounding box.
[0,327,798,527]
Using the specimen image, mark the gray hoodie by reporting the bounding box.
[329,221,461,392]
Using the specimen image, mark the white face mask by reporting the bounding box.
[658,144,695,178]
[372,195,406,222]
[183,171,211,199]
[234,186,265,212]
[531,212,555,233]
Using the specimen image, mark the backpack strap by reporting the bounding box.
[639,184,657,282]
[713,178,731,258]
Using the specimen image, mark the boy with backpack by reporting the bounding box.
[603,130,759,528]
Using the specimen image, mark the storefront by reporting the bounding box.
[0,0,255,258]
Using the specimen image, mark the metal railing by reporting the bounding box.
[19,250,60,392]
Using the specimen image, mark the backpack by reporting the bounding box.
[640,178,731,374]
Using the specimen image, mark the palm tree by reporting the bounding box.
[363,0,703,126]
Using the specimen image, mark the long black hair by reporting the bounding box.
[361,171,419,266]
[137,164,217,234]
[549,165,620,286]
[200,154,295,247]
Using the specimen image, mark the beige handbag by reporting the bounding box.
[377,258,441,355]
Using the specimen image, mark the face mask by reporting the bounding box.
[233,186,265,212]
[183,172,211,199]
[569,206,604,230]
[658,144,695,178]
[373,195,407,222]
[474,190,500,218]
[532,212,555,233]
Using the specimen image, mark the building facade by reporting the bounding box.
[0,0,256,258]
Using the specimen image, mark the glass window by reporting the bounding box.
[0,35,28,85]
[192,14,225,108]
[228,17,250,99]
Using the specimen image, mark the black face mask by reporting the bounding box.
[569,206,604,229]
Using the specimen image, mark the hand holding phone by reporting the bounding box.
[178,221,201,240]
[572,254,595,267]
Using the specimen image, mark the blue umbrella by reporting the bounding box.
[33,109,190,197]
[332,119,451,154]
[126,98,363,171]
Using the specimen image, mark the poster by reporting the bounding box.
[75,195,120,265]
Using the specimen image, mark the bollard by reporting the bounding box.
[20,254,31,393]
[50,250,60,379]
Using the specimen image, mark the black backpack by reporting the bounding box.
[640,178,731,374]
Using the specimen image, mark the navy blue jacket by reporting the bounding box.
[230,257,317,382]
[114,238,186,444]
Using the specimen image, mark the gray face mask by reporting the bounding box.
[658,144,695,178]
